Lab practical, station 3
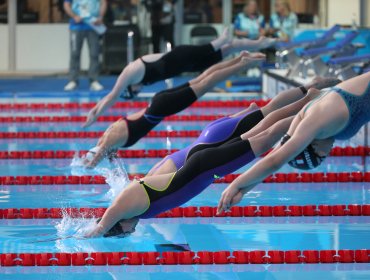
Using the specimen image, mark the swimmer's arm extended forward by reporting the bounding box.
[83,93,120,128]
[217,115,320,214]
[83,65,135,127]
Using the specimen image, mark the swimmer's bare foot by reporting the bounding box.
[255,36,276,50]
[307,77,342,90]
[220,27,232,43]
[231,36,276,51]
[212,27,231,50]
[240,52,266,66]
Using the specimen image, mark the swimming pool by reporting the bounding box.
[0,90,369,280]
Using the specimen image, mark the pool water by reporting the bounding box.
[0,90,369,280]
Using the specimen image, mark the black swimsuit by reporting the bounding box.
[123,83,196,147]
[140,44,222,85]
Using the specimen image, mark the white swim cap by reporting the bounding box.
[85,146,101,162]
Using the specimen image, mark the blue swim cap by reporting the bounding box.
[280,134,326,170]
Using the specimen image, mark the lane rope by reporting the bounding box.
[0,204,369,219]
[0,249,369,266]
[1,172,369,186]
[0,115,227,123]
[0,100,270,111]
[0,130,201,139]
[0,146,368,159]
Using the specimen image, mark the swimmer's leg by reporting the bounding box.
[142,118,293,204]
[230,102,259,117]
[145,53,263,116]
[243,90,322,140]
[246,116,294,156]
[138,137,257,218]
[149,105,265,175]
[221,37,276,57]
[259,77,342,116]
[189,52,249,85]
[190,52,265,98]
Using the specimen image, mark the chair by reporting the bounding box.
[190,25,218,45]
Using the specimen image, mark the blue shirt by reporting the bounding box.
[270,12,298,40]
[64,0,101,31]
[234,13,265,40]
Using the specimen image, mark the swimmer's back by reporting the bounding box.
[297,90,349,139]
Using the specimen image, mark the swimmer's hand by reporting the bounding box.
[217,184,243,215]
[83,106,99,128]
[83,93,119,128]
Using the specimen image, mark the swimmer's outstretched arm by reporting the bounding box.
[83,58,147,128]
[217,113,324,214]
[85,178,152,237]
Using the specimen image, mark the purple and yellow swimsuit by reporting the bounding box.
[137,109,264,218]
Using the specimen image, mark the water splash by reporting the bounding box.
[55,210,97,239]
[97,157,130,201]
[54,211,101,252]
[70,153,93,176]
[70,152,130,202]
[55,151,131,244]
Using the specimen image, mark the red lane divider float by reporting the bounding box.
[1,172,370,186]
[0,149,177,159]
[0,130,201,139]
[0,146,368,159]
[0,249,368,266]
[0,100,270,111]
[0,204,369,219]
[0,115,227,123]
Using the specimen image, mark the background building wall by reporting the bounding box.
[0,0,368,73]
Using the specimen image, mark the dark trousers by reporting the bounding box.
[151,23,175,53]
[69,29,100,82]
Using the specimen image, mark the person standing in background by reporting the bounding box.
[234,0,265,40]
[63,0,107,91]
[0,0,6,13]
[268,0,297,42]
[145,0,176,53]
